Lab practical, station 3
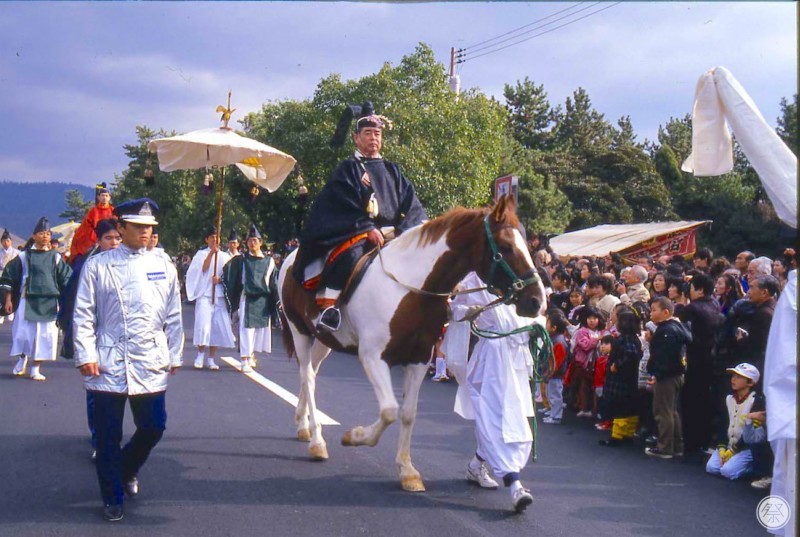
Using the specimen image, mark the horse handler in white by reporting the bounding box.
[446,271,537,513]
[185,227,236,370]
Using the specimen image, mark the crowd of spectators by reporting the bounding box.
[531,241,794,490]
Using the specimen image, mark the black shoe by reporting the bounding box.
[103,503,124,522]
[124,477,139,498]
[645,435,658,447]
[316,306,341,332]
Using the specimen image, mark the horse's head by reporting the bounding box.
[476,195,546,317]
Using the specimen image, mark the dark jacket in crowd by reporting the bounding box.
[549,290,571,317]
[647,318,693,380]
[735,297,777,370]
[678,295,725,364]
[604,334,642,417]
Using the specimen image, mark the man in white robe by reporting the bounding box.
[185,229,235,370]
[447,271,537,513]
[764,269,796,536]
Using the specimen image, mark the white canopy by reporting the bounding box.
[148,127,296,192]
[681,67,797,229]
[549,221,709,258]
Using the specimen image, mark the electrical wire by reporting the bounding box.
[458,2,601,58]
[458,2,622,64]
[459,2,588,53]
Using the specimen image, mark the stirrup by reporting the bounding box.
[316,306,341,332]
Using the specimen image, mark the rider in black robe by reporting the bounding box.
[294,103,427,331]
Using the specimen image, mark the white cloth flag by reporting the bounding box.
[682,67,797,229]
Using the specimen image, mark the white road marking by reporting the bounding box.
[219,356,340,426]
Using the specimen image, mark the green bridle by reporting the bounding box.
[483,215,541,304]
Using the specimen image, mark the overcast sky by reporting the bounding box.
[1,1,796,186]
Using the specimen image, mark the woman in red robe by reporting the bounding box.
[69,183,114,262]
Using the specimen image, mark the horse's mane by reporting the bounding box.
[388,203,522,253]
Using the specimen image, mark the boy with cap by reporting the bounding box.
[0,228,21,325]
[1,217,72,380]
[73,198,184,521]
[222,224,276,373]
[226,230,241,257]
[706,363,765,480]
[185,227,236,369]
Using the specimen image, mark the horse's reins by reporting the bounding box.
[375,214,541,322]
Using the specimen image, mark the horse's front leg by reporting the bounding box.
[341,354,398,448]
[295,341,331,443]
[396,362,428,492]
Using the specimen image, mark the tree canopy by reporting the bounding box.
[100,44,793,259]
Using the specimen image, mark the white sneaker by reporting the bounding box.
[466,462,499,489]
[30,372,46,381]
[12,356,27,376]
[241,361,253,374]
[751,476,772,490]
[193,356,204,369]
[577,411,593,419]
[248,356,258,369]
[206,358,220,371]
[511,487,533,513]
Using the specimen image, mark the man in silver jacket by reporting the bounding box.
[73,198,184,522]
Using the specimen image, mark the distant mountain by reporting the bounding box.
[0,181,95,238]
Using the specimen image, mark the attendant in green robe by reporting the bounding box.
[0,217,72,381]
[222,224,276,373]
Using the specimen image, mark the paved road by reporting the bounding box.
[0,305,770,536]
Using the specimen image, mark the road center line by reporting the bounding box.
[219,356,340,426]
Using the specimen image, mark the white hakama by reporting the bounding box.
[193,296,236,348]
[238,298,271,357]
[10,297,58,361]
[185,247,235,349]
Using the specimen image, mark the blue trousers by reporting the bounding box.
[91,390,167,506]
[706,448,754,480]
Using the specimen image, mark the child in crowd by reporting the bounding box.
[573,306,604,418]
[600,307,643,446]
[632,301,656,441]
[645,297,692,459]
[543,311,570,424]
[567,288,586,327]
[706,363,765,479]
[593,335,614,430]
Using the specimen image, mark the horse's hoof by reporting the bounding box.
[341,431,353,446]
[309,443,329,460]
[297,428,311,442]
[401,476,426,492]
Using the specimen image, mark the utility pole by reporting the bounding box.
[448,47,461,96]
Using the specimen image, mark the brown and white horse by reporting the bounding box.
[277,195,545,492]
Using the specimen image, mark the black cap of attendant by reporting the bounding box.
[204,226,218,240]
[95,182,109,197]
[33,217,50,234]
[246,224,262,240]
[228,229,239,242]
[114,198,159,226]
[1,228,10,241]
[94,218,118,239]
[331,101,383,148]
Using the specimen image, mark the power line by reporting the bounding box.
[459,2,601,58]
[459,2,588,52]
[458,2,622,64]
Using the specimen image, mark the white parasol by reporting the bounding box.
[147,92,297,301]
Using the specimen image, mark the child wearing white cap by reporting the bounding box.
[705,363,765,480]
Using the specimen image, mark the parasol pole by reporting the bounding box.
[212,165,224,304]
[211,90,233,304]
